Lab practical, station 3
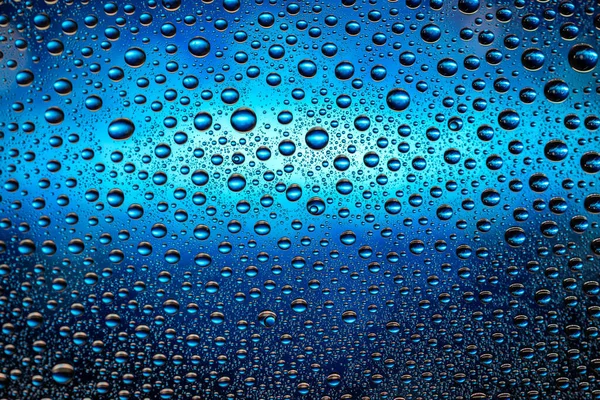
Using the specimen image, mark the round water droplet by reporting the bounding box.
[193,112,213,131]
[386,88,410,111]
[298,59,317,78]
[568,43,598,72]
[505,227,526,247]
[108,118,135,140]
[291,298,308,313]
[521,48,545,71]
[258,310,277,328]
[544,79,569,103]
[581,152,600,174]
[107,188,125,207]
[227,174,246,192]
[305,127,329,150]
[341,310,357,323]
[498,110,520,130]
[458,0,480,14]
[544,140,568,161]
[124,47,146,68]
[230,108,257,132]
[385,198,402,215]
[52,363,74,384]
[188,37,210,57]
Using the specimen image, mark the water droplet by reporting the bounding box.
[188,36,210,58]
[108,118,135,140]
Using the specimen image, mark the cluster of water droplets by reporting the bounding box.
[0,0,600,399]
